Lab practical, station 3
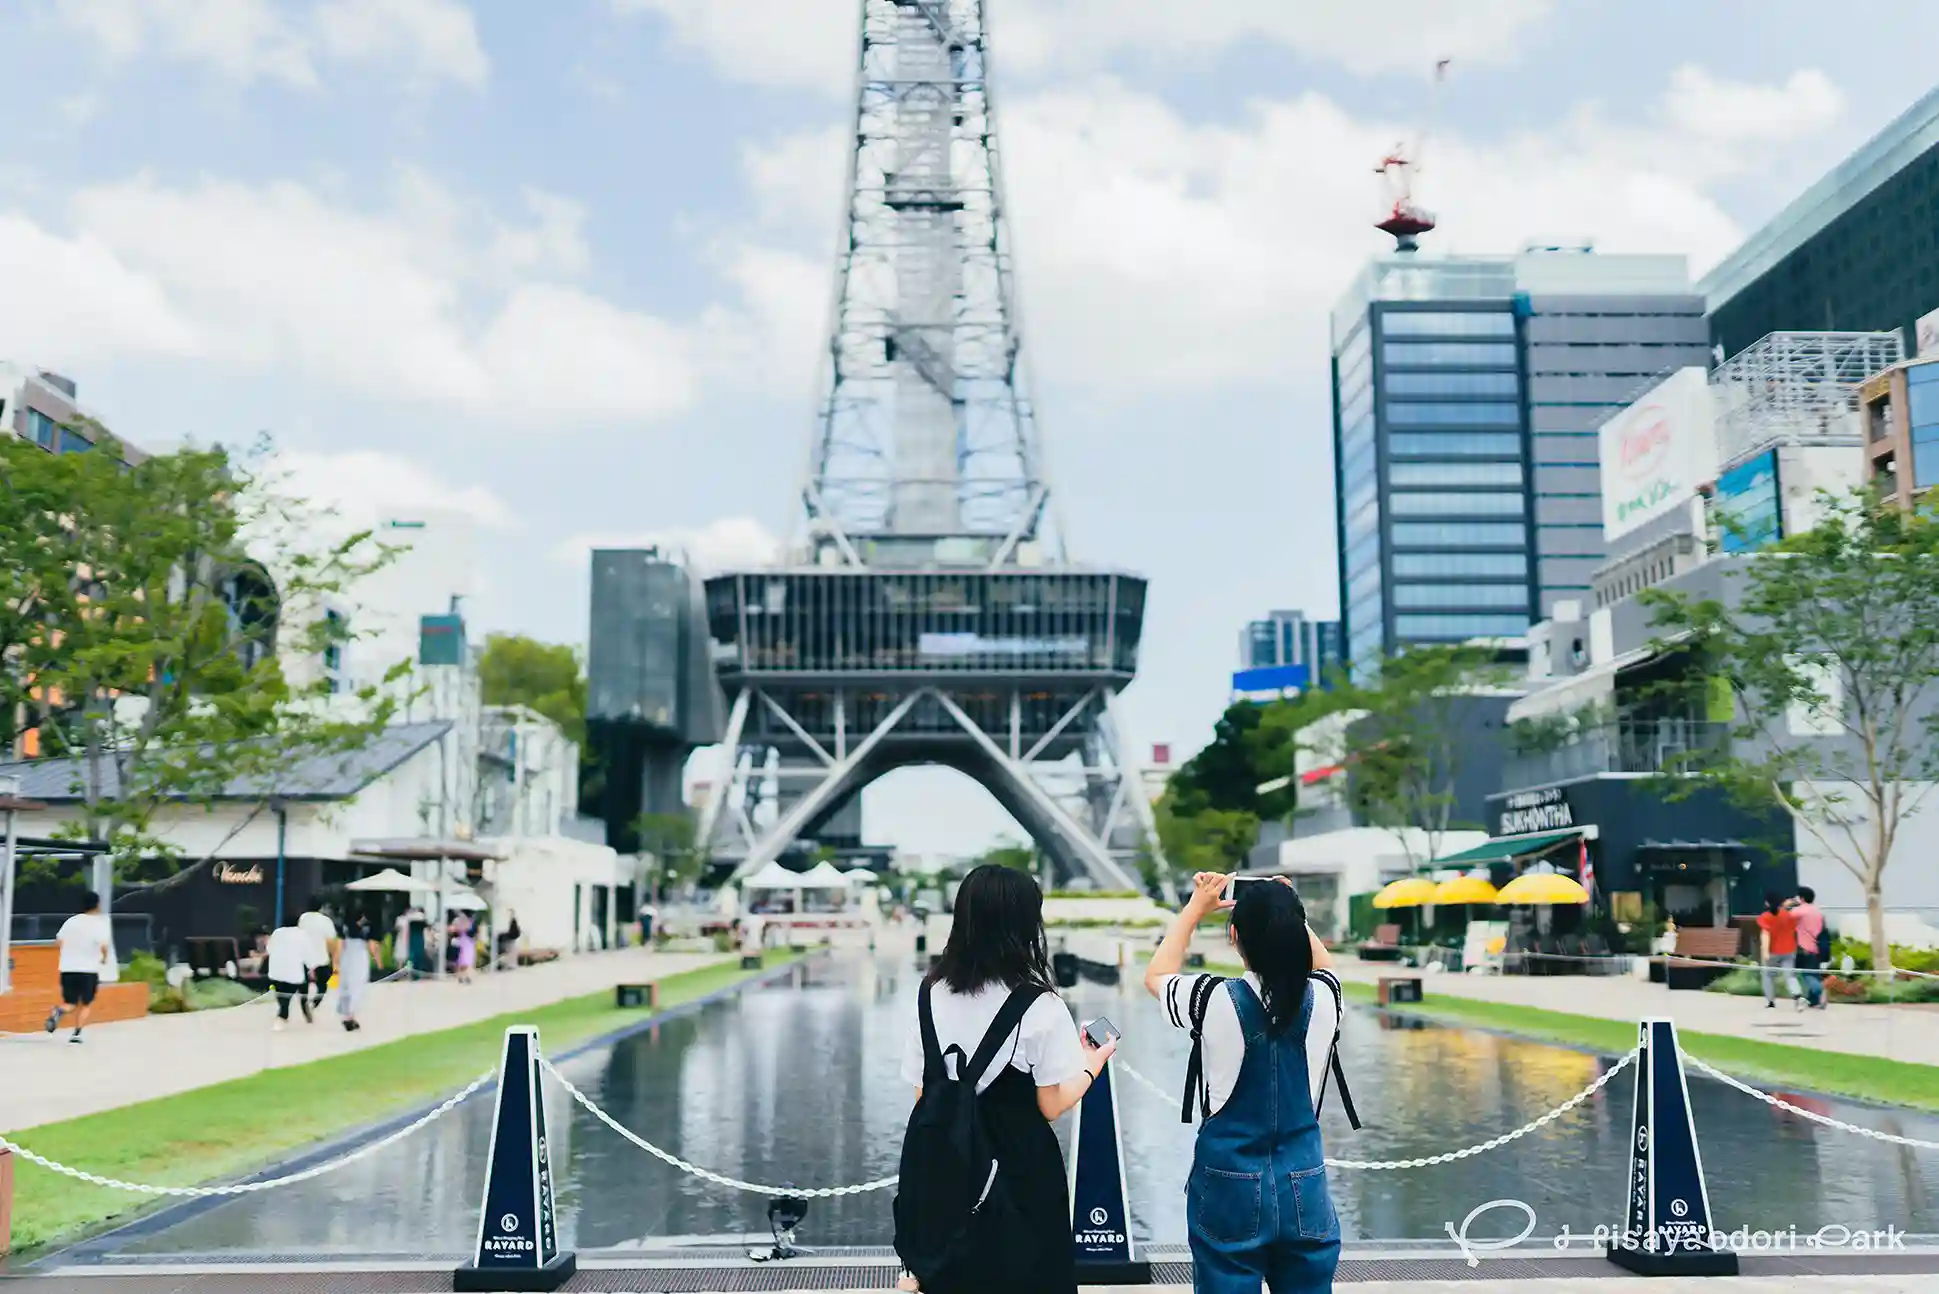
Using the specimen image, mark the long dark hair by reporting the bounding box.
[929,865,1053,994]
[1231,882,1313,1034]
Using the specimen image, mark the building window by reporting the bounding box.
[1388,432,1522,458]
[1385,402,1523,427]
[1394,613,1529,638]
[1392,583,1529,609]
[59,427,94,454]
[1383,342,1519,368]
[27,409,59,449]
[1392,551,1529,577]
[1389,491,1525,516]
[1385,370,1521,396]
[1391,521,1525,547]
[1389,461,1524,487]
[1381,312,1518,338]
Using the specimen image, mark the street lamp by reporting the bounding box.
[1,774,21,997]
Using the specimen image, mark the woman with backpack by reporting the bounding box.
[1146,873,1348,1294]
[894,865,1115,1294]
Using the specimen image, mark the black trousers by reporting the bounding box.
[273,980,307,1019]
[310,965,332,1002]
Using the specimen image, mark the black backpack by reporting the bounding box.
[893,981,1044,1290]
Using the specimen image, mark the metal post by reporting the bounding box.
[272,799,289,927]
[1,775,18,998]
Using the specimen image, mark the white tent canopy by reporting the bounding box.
[800,861,851,889]
[844,867,879,885]
[742,861,806,890]
[345,868,438,893]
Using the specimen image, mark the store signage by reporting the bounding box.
[1497,785,1575,835]
[214,861,265,886]
[1599,368,1716,543]
[1713,450,1781,553]
[1918,306,1939,357]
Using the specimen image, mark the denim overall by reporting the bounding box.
[1185,979,1340,1294]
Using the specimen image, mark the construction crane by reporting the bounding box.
[1374,58,1450,253]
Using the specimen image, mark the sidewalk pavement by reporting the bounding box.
[1330,957,1939,1066]
[0,949,730,1133]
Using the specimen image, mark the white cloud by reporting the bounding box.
[1663,66,1845,145]
[0,211,201,362]
[613,0,1553,95]
[56,0,487,89]
[551,516,785,574]
[270,447,518,531]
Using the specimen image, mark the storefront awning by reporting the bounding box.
[1428,825,1598,868]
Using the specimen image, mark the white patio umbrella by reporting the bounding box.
[444,888,489,912]
[345,868,438,893]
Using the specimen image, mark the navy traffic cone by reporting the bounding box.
[1068,1051,1147,1286]
[1607,1018,1738,1277]
[455,1026,577,1291]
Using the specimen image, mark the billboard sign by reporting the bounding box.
[1598,368,1716,543]
[1713,450,1781,553]
[1918,306,1939,357]
[1231,663,1309,696]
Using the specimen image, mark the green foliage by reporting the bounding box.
[1044,889,1144,900]
[1154,795,1259,877]
[1642,490,1939,973]
[0,432,404,878]
[121,950,169,986]
[634,810,705,902]
[1828,936,1939,976]
[975,839,1038,873]
[479,634,587,744]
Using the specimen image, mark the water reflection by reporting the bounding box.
[119,954,1939,1256]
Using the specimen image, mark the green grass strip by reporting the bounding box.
[1335,979,1939,1113]
[7,952,798,1252]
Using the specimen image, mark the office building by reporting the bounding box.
[1331,244,1709,677]
[0,364,142,459]
[1238,609,1342,678]
[1703,85,1939,360]
[1862,355,1939,506]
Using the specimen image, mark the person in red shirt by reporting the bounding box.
[1756,894,1801,1008]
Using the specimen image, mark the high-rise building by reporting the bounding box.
[1703,85,1939,361]
[0,364,143,459]
[1331,244,1709,677]
[1237,609,1341,679]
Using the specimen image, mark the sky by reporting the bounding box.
[4,0,1939,857]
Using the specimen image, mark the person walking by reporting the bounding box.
[337,909,374,1032]
[297,898,338,1012]
[266,919,316,1030]
[1790,887,1827,1009]
[1146,873,1349,1294]
[893,865,1112,1294]
[44,891,113,1044]
[452,912,477,984]
[1757,893,1801,1009]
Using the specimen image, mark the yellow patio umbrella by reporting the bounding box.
[1432,875,1500,906]
[1372,877,1438,909]
[1496,872,1590,906]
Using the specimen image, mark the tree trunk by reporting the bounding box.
[1867,882,1892,976]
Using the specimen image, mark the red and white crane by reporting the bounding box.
[1374,58,1450,252]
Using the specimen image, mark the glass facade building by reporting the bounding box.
[1239,609,1342,681]
[1332,250,1708,677]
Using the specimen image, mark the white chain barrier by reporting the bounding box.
[537,1056,900,1198]
[1680,1053,1939,1150]
[0,1070,494,1196]
[1115,1052,1641,1171]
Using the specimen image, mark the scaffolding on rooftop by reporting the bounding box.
[1710,330,1904,471]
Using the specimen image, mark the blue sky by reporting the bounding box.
[5,0,1939,856]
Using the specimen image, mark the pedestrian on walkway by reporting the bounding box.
[45,891,112,1044]
[297,898,338,1011]
[1146,873,1347,1294]
[266,920,316,1029]
[1757,893,1801,1009]
[452,911,477,984]
[1790,887,1827,1009]
[337,909,373,1032]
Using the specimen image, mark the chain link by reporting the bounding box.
[1115,1052,1639,1171]
[1680,1051,1939,1150]
[0,1071,493,1196]
[538,1056,899,1199]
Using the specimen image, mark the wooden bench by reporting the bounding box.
[1665,926,1744,991]
[1357,923,1404,962]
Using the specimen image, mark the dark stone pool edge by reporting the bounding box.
[22,954,817,1270]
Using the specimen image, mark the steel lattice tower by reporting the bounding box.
[697,0,1162,889]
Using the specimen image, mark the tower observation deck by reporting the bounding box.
[697,0,1162,889]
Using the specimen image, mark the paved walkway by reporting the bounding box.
[0,949,730,1133]
[1328,957,1939,1066]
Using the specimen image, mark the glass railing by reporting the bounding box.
[1503,718,1731,790]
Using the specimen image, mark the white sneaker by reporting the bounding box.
[272,1021,285,1032]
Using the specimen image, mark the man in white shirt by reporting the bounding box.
[296,899,339,1012]
[266,921,318,1030]
[45,891,113,1043]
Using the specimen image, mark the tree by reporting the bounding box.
[975,839,1038,874]
[0,432,404,878]
[634,811,704,904]
[1153,795,1259,878]
[1641,491,1939,974]
[1336,643,1511,869]
[479,635,587,745]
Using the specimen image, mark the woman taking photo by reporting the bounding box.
[1146,873,1347,1294]
[895,864,1114,1294]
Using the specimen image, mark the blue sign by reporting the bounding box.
[1232,663,1310,694]
[1714,451,1780,553]
[1069,1061,1145,1282]
[457,1027,576,1291]
[1607,1019,1738,1277]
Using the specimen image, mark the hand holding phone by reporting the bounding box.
[1083,1016,1121,1049]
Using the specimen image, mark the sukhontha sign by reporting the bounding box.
[1598,368,1715,544]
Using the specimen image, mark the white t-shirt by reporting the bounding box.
[901,981,1088,1094]
[1159,969,1343,1121]
[297,911,337,967]
[266,926,318,983]
[57,913,112,974]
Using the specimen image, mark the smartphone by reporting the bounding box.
[1222,875,1266,903]
[1083,1017,1120,1048]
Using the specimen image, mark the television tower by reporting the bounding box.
[695,0,1162,890]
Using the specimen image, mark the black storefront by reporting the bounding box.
[1484,776,1795,929]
